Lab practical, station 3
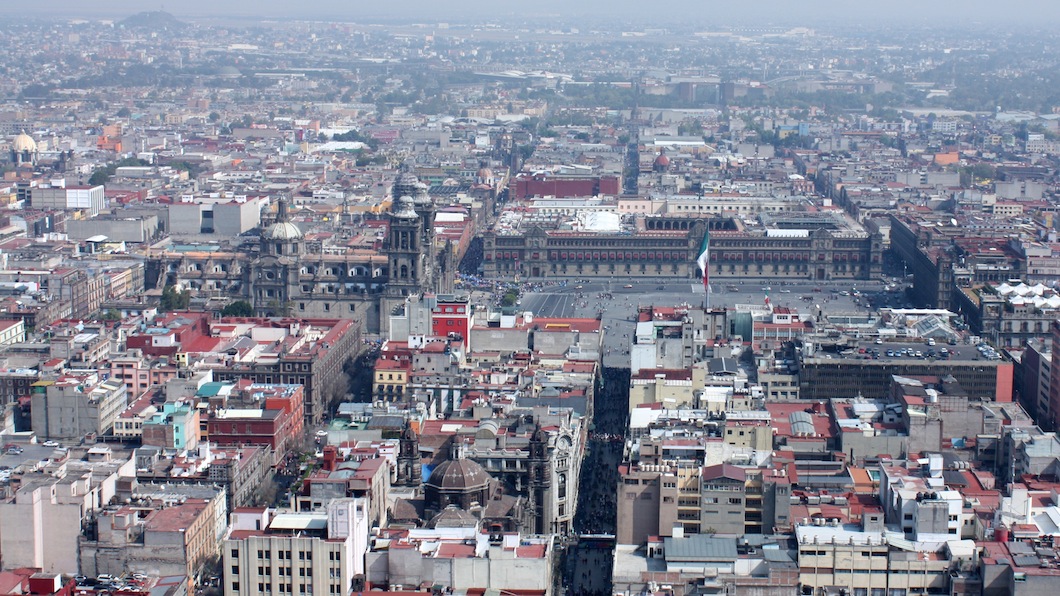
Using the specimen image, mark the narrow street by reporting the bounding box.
[566,367,630,595]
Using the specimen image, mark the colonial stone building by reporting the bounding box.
[395,413,583,536]
[148,172,455,333]
[482,213,882,282]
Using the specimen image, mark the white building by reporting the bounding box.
[223,498,370,596]
[0,460,130,574]
[29,183,106,216]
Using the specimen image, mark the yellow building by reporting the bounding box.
[373,358,409,402]
[628,368,703,413]
[722,417,773,452]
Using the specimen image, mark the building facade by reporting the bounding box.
[150,173,455,334]
[31,374,128,440]
[223,499,370,596]
[482,214,881,281]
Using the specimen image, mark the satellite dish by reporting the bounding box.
[950,219,958,226]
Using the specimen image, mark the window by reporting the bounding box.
[231,583,240,592]
[729,497,742,505]
[232,566,239,574]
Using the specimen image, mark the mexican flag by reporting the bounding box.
[696,228,710,288]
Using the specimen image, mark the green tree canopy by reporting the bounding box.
[160,285,190,312]
[221,300,254,317]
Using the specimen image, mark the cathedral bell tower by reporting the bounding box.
[384,195,424,299]
[397,420,422,487]
[382,169,437,332]
[528,425,552,534]
[387,170,437,297]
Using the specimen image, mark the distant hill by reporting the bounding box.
[118,10,187,31]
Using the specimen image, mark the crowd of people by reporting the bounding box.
[566,368,630,594]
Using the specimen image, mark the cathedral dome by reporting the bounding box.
[13,131,36,153]
[262,221,303,240]
[427,457,491,492]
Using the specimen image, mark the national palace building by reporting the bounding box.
[481,205,884,282]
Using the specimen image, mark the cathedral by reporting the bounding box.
[150,171,456,334]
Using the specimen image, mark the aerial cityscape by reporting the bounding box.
[0,2,1059,596]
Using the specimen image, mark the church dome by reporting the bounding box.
[262,221,303,240]
[427,457,491,492]
[13,131,36,153]
[477,167,493,180]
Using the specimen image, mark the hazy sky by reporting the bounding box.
[2,0,1059,26]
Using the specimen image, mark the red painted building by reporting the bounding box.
[510,172,620,199]
[431,294,472,352]
[125,311,212,358]
[206,383,305,465]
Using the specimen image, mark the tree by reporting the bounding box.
[88,168,111,186]
[116,107,131,118]
[208,111,221,123]
[500,289,519,307]
[221,300,254,317]
[265,300,292,317]
[160,285,190,312]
